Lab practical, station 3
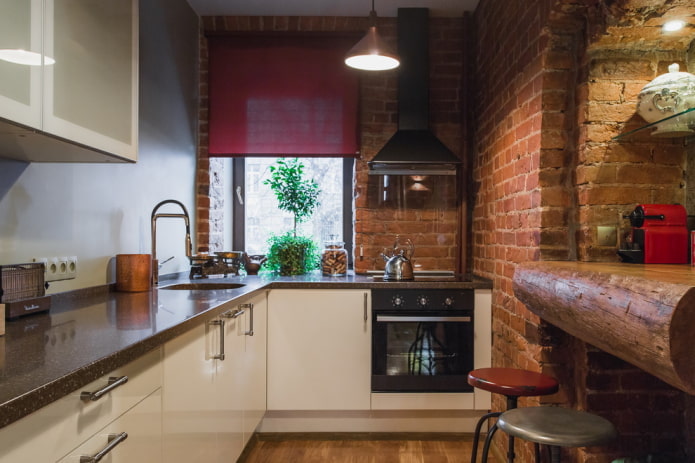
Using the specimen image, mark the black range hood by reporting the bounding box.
[368,8,461,176]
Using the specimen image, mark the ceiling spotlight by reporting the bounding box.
[345,0,400,71]
[663,19,686,32]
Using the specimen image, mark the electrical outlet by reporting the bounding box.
[57,257,68,276]
[597,226,617,247]
[35,256,77,281]
[45,257,60,281]
[67,256,77,278]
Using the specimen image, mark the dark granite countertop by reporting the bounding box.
[0,272,491,429]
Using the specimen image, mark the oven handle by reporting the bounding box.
[376,315,472,323]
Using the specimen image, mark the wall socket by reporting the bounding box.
[34,256,77,281]
[597,226,617,247]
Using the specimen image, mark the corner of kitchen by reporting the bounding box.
[1,0,695,462]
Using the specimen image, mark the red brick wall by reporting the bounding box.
[197,15,464,273]
[474,0,693,461]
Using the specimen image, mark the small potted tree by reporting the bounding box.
[263,158,321,275]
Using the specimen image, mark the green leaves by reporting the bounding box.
[265,233,320,276]
[263,158,320,234]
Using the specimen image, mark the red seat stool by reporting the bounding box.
[468,368,559,463]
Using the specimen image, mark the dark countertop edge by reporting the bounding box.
[0,274,491,429]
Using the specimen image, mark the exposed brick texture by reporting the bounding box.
[474,0,694,461]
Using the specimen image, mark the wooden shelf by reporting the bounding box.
[513,261,695,394]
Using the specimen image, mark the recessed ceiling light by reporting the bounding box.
[663,19,686,32]
[0,49,55,66]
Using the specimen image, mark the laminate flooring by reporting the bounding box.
[239,433,500,463]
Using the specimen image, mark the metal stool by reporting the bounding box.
[468,368,559,463]
[497,406,617,463]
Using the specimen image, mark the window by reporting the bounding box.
[208,35,359,268]
[232,157,353,265]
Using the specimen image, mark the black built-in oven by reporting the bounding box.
[371,288,474,393]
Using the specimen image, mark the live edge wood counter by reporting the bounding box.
[513,261,695,394]
[0,272,491,430]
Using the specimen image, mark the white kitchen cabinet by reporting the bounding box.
[267,289,371,411]
[0,0,138,162]
[57,389,162,463]
[0,347,162,462]
[236,292,267,447]
[162,292,267,463]
[0,0,42,129]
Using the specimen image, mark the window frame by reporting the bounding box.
[232,157,354,268]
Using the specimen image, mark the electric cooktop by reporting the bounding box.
[366,271,473,282]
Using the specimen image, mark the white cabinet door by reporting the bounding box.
[57,389,162,463]
[162,307,249,463]
[162,322,221,463]
[267,289,371,411]
[237,292,267,446]
[216,306,245,461]
[0,0,42,128]
[43,0,138,161]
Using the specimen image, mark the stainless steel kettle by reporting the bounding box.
[381,236,414,281]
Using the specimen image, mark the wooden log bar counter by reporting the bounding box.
[513,262,695,394]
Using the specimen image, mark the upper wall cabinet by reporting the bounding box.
[0,0,42,129]
[0,0,138,163]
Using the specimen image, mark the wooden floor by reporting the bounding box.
[239,433,500,463]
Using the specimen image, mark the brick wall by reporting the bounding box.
[197,15,464,273]
[474,0,694,461]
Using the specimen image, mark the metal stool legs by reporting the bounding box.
[471,396,517,463]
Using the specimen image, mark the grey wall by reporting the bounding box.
[0,0,199,291]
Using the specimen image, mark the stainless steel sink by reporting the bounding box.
[160,283,246,290]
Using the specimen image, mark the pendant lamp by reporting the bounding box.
[345,0,400,71]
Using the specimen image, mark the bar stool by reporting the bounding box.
[468,368,559,463]
[497,406,617,463]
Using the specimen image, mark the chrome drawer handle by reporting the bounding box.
[209,319,226,360]
[80,376,128,402]
[79,432,128,462]
[222,308,244,318]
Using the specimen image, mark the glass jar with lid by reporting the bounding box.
[321,237,348,276]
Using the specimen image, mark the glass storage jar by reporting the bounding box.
[321,239,348,276]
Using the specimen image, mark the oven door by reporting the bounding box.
[372,309,474,392]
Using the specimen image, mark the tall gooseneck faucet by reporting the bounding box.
[151,199,192,285]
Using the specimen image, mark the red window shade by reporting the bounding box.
[208,36,360,157]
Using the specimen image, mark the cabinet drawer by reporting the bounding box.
[0,347,162,462]
[58,389,162,463]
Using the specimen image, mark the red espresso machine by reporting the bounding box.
[618,204,689,264]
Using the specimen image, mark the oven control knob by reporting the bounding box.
[443,297,454,308]
[416,295,429,308]
[392,295,405,308]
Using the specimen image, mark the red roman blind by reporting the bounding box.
[208,35,360,157]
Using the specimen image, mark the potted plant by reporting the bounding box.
[263,158,321,275]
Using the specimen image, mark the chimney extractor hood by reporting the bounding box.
[368,8,461,176]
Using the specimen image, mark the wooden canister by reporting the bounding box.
[116,254,152,292]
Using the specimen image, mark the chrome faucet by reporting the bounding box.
[151,199,192,285]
